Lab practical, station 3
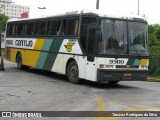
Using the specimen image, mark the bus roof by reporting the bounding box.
[7,9,147,22]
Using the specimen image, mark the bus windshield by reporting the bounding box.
[128,22,148,55]
[99,19,148,56]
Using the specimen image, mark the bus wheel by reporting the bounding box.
[16,53,23,69]
[108,81,119,85]
[67,61,80,84]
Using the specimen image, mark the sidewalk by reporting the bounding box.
[147,77,160,82]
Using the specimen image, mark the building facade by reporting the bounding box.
[0,0,29,18]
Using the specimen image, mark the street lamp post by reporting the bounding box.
[138,0,139,15]
[96,0,99,9]
[38,7,46,16]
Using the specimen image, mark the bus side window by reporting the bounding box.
[15,24,19,36]
[17,24,23,35]
[57,20,61,36]
[65,19,74,36]
[7,24,12,36]
[64,18,79,36]
[26,22,34,35]
[12,24,15,35]
[47,21,52,35]
[21,23,27,35]
[34,21,46,35]
[40,21,46,35]
[57,20,66,36]
[47,20,58,35]
[74,18,79,36]
[34,22,40,35]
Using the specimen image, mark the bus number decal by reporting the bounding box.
[64,42,75,52]
[109,60,124,64]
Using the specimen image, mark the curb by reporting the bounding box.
[147,78,160,82]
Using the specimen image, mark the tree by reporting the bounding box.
[0,14,8,34]
[0,14,8,56]
[148,24,160,76]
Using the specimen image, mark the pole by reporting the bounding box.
[38,7,46,16]
[138,0,139,15]
[96,0,99,9]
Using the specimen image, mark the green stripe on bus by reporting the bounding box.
[36,52,48,69]
[127,59,135,65]
[43,53,57,71]
[42,39,53,51]
[50,38,64,52]
[42,38,64,71]
[133,59,141,65]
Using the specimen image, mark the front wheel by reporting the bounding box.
[67,61,80,84]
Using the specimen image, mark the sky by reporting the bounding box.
[13,0,160,24]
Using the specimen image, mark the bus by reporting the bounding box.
[4,10,149,84]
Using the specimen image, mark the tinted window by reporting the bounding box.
[34,21,46,35]
[26,22,34,35]
[82,17,97,24]
[47,20,58,35]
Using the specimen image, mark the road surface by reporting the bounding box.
[0,60,160,120]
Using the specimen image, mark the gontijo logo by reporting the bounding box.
[64,42,75,52]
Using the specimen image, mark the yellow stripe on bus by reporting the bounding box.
[10,48,24,62]
[24,50,41,67]
[9,48,40,67]
[140,59,148,66]
[34,38,45,50]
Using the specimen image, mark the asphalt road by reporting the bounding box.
[0,60,160,120]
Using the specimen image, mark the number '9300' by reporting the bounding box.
[109,60,124,64]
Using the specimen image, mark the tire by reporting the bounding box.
[67,61,80,84]
[16,53,24,70]
[108,81,119,85]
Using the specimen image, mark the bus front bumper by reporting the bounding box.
[97,69,148,82]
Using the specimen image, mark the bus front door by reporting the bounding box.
[85,27,96,81]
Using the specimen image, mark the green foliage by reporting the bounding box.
[148,24,160,76]
[0,14,8,34]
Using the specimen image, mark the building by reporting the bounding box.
[0,0,29,18]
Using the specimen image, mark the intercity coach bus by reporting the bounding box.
[4,10,149,84]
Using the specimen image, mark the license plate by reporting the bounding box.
[124,73,132,77]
